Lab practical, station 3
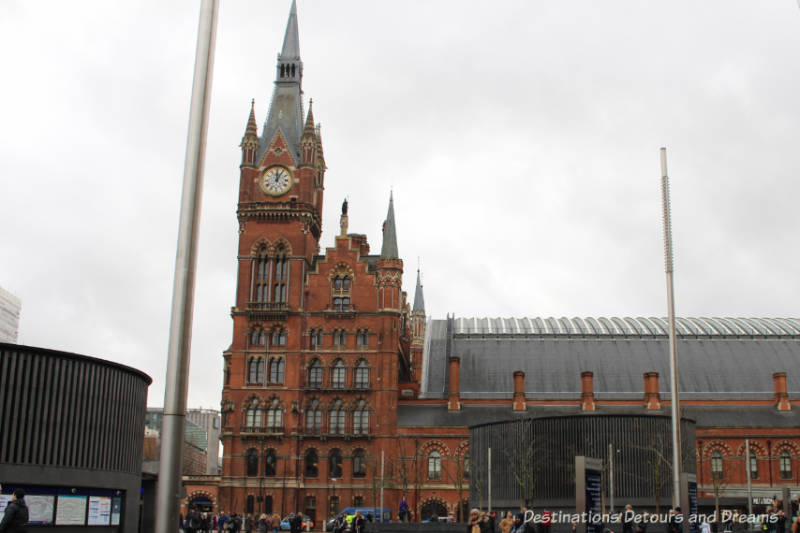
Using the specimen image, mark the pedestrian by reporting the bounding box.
[510,513,526,533]
[0,488,29,533]
[271,513,281,533]
[400,498,410,523]
[186,505,203,533]
[257,513,269,533]
[623,506,634,533]
[354,512,366,533]
[232,513,243,533]
[468,510,483,533]
[500,512,514,533]
[245,514,254,533]
[776,510,787,533]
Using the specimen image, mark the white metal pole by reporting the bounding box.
[380,450,385,523]
[488,447,492,513]
[661,147,683,509]
[154,2,218,533]
[745,439,753,517]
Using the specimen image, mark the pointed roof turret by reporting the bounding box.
[281,0,300,59]
[244,98,258,137]
[380,192,399,259]
[302,99,316,138]
[258,0,305,163]
[413,269,425,312]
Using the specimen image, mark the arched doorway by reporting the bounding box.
[420,501,448,522]
[189,496,214,513]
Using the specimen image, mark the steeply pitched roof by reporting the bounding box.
[258,0,304,163]
[413,269,425,312]
[380,192,398,259]
[280,0,300,59]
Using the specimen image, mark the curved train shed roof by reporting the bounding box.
[422,317,800,401]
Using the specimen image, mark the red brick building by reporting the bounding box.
[203,2,800,521]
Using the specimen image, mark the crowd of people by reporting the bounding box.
[181,507,307,533]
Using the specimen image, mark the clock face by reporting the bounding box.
[261,166,292,196]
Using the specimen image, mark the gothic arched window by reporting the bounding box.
[247,357,264,384]
[268,357,285,384]
[310,328,323,349]
[265,449,277,477]
[353,449,366,478]
[273,248,288,303]
[428,450,442,480]
[266,398,282,431]
[305,449,319,478]
[254,246,269,303]
[749,450,758,479]
[711,450,724,479]
[330,399,345,435]
[780,450,792,479]
[246,448,258,477]
[354,360,369,389]
[308,359,323,388]
[331,360,346,389]
[271,328,286,346]
[329,449,343,478]
[245,399,261,429]
[332,274,352,311]
[306,399,322,434]
[353,399,369,435]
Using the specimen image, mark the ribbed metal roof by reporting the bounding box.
[452,316,800,337]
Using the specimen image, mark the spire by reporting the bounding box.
[280,0,300,60]
[303,99,315,137]
[380,192,399,259]
[244,99,258,137]
[259,0,304,163]
[413,269,425,312]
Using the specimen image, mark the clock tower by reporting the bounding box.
[219,0,416,520]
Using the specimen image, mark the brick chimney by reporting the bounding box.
[581,371,596,411]
[448,357,461,411]
[513,371,526,411]
[773,372,791,411]
[643,372,661,410]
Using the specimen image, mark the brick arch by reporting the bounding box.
[773,440,800,456]
[307,356,327,367]
[421,440,450,457]
[420,495,450,516]
[242,394,261,411]
[250,238,271,256]
[454,441,469,457]
[270,238,293,256]
[327,397,350,410]
[703,440,733,457]
[352,397,372,411]
[736,441,767,457]
[329,262,355,279]
[187,489,217,507]
[300,444,321,456]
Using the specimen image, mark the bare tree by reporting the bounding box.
[503,439,537,509]
[441,450,469,521]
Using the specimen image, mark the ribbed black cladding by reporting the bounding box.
[0,343,150,474]
[469,414,696,509]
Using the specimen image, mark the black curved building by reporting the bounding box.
[0,343,151,532]
[469,414,696,510]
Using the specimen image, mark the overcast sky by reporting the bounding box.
[2,1,799,409]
